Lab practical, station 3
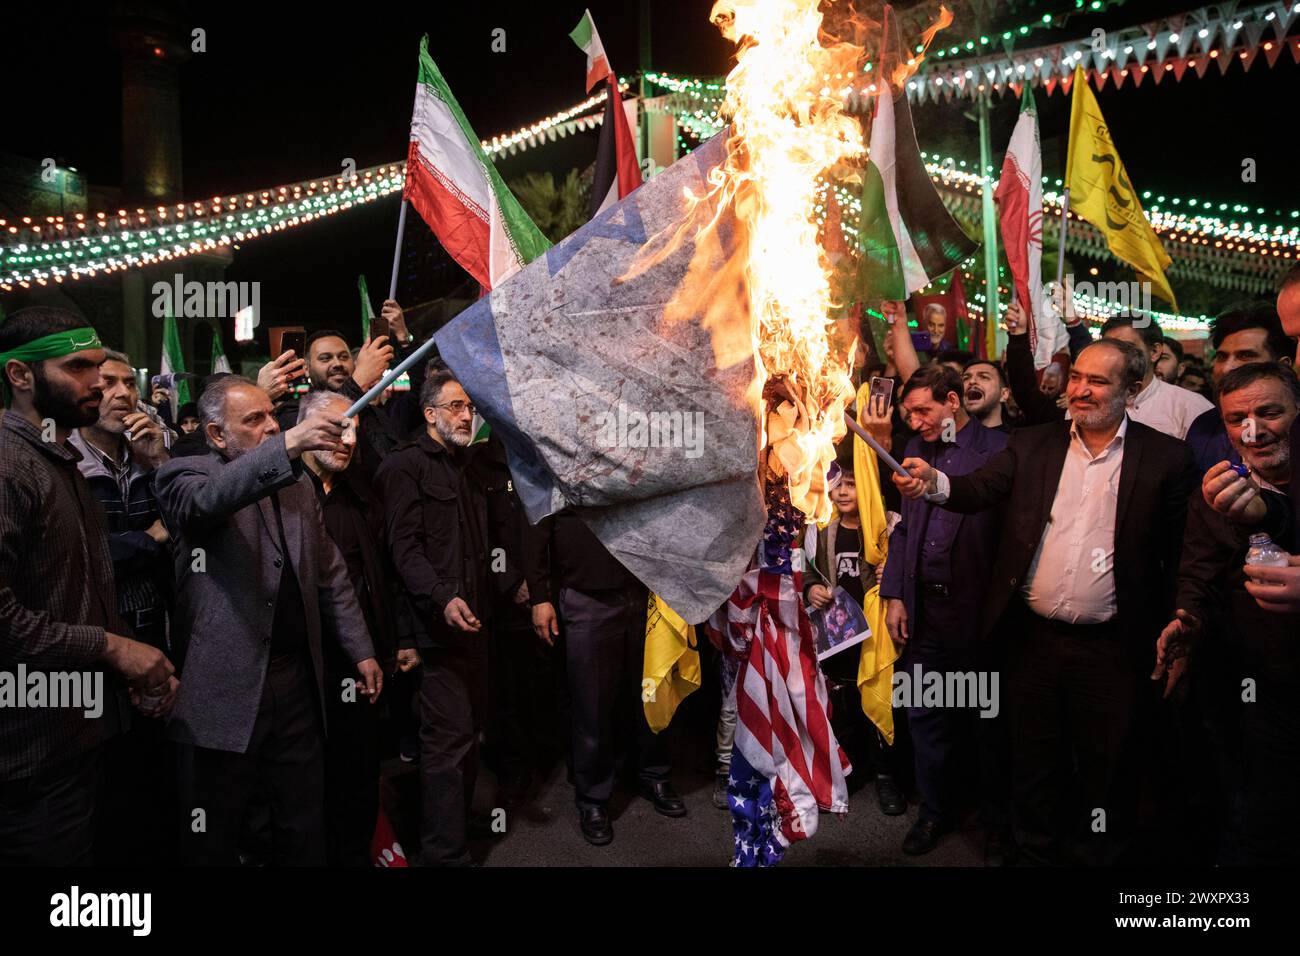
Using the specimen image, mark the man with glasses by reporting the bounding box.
[377,364,492,866]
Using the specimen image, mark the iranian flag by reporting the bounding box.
[210,327,231,374]
[857,7,977,305]
[995,87,1065,369]
[403,36,551,291]
[160,311,190,412]
[571,9,642,216]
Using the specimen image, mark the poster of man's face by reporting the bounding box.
[809,586,871,661]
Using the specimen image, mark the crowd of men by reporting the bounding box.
[1,266,1299,867]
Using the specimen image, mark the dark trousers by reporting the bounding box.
[416,641,487,866]
[180,653,326,866]
[1008,606,1141,866]
[1225,676,1300,865]
[906,587,1006,828]
[559,584,668,808]
[0,751,101,866]
[95,716,177,866]
[487,617,558,782]
[323,660,381,867]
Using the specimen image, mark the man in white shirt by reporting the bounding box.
[1100,316,1212,440]
[894,339,1195,865]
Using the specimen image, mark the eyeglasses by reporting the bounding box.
[432,400,476,415]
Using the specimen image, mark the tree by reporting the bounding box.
[508,169,589,244]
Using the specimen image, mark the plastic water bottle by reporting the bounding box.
[1244,533,1289,568]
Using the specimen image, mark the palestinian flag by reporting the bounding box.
[996,87,1065,369]
[857,7,977,306]
[571,10,642,216]
[160,311,190,413]
[403,36,551,291]
[210,326,232,374]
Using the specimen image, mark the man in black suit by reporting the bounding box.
[895,338,1194,865]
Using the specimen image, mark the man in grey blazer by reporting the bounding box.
[156,375,383,865]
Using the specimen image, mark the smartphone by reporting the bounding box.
[867,376,894,419]
[282,330,307,361]
[368,309,389,344]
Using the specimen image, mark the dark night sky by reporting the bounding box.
[3,0,1293,324]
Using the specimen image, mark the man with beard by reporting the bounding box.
[1163,362,1300,864]
[0,307,176,865]
[376,366,492,866]
[273,300,426,482]
[156,375,382,865]
[961,359,1013,432]
[895,339,1194,865]
[1098,317,1213,441]
[1184,306,1294,473]
[67,348,177,864]
[297,388,398,865]
[1155,337,1184,385]
[880,364,1010,861]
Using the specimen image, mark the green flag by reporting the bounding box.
[161,311,191,409]
[359,274,377,342]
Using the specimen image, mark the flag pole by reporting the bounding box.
[843,411,936,502]
[345,331,437,419]
[1055,187,1070,286]
[388,199,409,301]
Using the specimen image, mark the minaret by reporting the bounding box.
[114,1,189,203]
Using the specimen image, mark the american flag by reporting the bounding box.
[708,484,850,867]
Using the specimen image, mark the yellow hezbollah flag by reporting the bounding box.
[643,592,701,733]
[1065,66,1176,309]
[852,383,901,743]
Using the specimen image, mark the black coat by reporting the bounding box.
[375,433,490,649]
[942,418,1194,662]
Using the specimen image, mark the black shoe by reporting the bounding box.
[875,775,906,816]
[902,818,946,856]
[712,771,730,811]
[639,780,688,817]
[984,828,1017,867]
[578,804,613,846]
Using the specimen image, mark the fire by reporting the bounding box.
[705,0,867,523]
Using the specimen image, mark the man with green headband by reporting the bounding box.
[0,306,177,866]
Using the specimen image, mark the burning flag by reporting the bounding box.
[996,87,1064,368]
[570,9,643,215]
[433,131,765,624]
[403,36,551,290]
[857,5,977,307]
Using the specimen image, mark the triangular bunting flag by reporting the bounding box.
[1171,15,1195,56]
[1192,55,1211,78]
[1290,36,1300,63]
[1216,49,1234,74]
[1045,75,1058,96]
[1151,61,1169,84]
[1242,20,1267,51]
[1061,71,1074,95]
[1222,16,1242,50]
[1153,29,1174,61]
[1264,40,1284,67]
[1131,64,1147,87]
[1273,1,1297,38]
[1239,45,1260,72]
[1171,57,1189,81]
[1111,65,1128,88]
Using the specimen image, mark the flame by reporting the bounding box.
[698,0,872,524]
[628,1,948,525]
